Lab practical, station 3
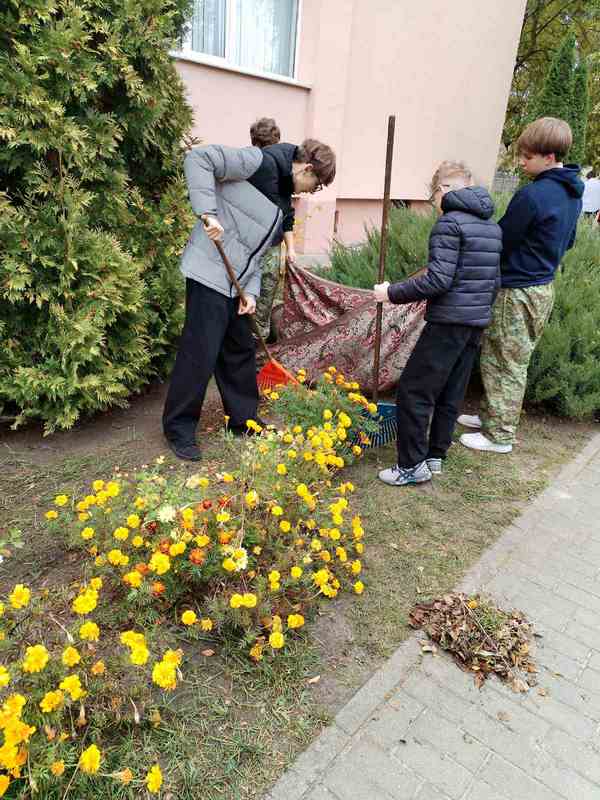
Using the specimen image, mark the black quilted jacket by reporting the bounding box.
[388,187,502,327]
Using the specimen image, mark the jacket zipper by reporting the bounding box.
[232,209,282,297]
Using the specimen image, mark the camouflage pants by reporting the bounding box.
[480,284,555,445]
[254,246,282,340]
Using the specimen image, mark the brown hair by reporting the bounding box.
[429,160,473,197]
[250,117,281,148]
[295,138,336,186]
[517,117,572,159]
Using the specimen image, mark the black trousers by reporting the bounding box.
[162,279,259,445]
[396,322,482,467]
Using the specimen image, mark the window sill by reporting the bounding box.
[172,50,312,90]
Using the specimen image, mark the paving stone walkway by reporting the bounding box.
[266,432,600,800]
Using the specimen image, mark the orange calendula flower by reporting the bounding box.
[50,760,65,777]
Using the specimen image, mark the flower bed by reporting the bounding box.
[0,371,377,797]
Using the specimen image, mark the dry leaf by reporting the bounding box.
[497,711,511,722]
[537,687,549,697]
[201,648,215,657]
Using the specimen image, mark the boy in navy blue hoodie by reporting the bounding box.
[459,117,584,454]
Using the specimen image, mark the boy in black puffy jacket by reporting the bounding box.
[373,161,502,486]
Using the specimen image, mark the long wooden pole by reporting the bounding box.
[372,115,396,404]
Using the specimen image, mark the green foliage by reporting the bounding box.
[327,206,436,289]
[326,200,600,419]
[526,220,600,417]
[570,59,590,165]
[530,32,576,124]
[0,0,195,432]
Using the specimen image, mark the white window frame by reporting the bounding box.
[174,0,305,87]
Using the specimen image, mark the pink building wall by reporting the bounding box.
[175,0,526,255]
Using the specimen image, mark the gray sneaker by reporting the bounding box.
[378,461,432,486]
[426,458,442,475]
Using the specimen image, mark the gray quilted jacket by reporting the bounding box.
[388,187,502,327]
[180,145,283,299]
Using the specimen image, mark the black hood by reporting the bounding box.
[441,186,495,220]
[261,142,297,176]
[534,164,585,198]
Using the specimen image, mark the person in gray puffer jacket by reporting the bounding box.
[373,160,502,487]
[162,144,283,462]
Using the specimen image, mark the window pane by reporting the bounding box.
[233,0,298,77]
[190,0,226,57]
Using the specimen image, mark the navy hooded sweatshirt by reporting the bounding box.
[499,165,584,288]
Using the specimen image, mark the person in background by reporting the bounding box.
[250,117,281,148]
[373,161,502,486]
[247,133,336,341]
[459,117,584,453]
[582,169,600,221]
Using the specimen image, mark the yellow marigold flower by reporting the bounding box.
[245,490,259,508]
[222,472,234,483]
[90,577,102,591]
[169,541,186,557]
[54,494,69,507]
[320,551,331,563]
[72,587,98,615]
[229,593,244,609]
[313,569,329,588]
[22,644,49,673]
[45,510,58,520]
[51,759,65,776]
[130,645,150,666]
[303,451,313,461]
[200,618,213,631]
[222,557,236,572]
[0,666,10,688]
[287,614,305,629]
[269,631,285,649]
[92,480,104,492]
[323,409,333,420]
[4,693,26,715]
[336,547,347,563]
[310,538,322,552]
[134,497,146,510]
[195,534,210,548]
[40,690,64,714]
[76,499,89,513]
[352,445,362,456]
[80,527,95,540]
[242,593,257,608]
[287,449,298,459]
[94,555,105,567]
[78,511,91,522]
[79,744,101,774]
[268,570,281,584]
[163,649,183,667]
[290,566,303,579]
[126,514,141,529]
[0,776,9,796]
[91,660,105,676]
[152,660,176,690]
[356,542,365,554]
[296,483,309,497]
[105,481,120,498]
[124,570,142,589]
[131,535,144,548]
[216,511,231,523]
[253,545,262,555]
[351,560,362,575]
[59,674,85,701]
[113,526,129,541]
[276,463,287,476]
[249,641,264,661]
[146,764,163,793]
[9,584,31,610]
[107,548,127,566]
[62,646,81,668]
[279,520,292,533]
[271,505,283,517]
[293,425,303,434]
[149,552,171,575]
[181,610,197,626]
[354,581,365,595]
[120,630,145,648]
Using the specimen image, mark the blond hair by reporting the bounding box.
[517,117,572,159]
[429,161,473,198]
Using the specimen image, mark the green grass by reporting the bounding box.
[0,410,591,798]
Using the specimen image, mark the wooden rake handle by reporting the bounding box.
[372,115,396,405]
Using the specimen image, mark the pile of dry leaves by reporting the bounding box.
[409,592,537,692]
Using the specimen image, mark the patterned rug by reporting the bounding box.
[270,265,426,394]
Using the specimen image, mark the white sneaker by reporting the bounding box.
[378,461,432,486]
[457,414,482,429]
[460,432,512,454]
[426,458,443,475]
